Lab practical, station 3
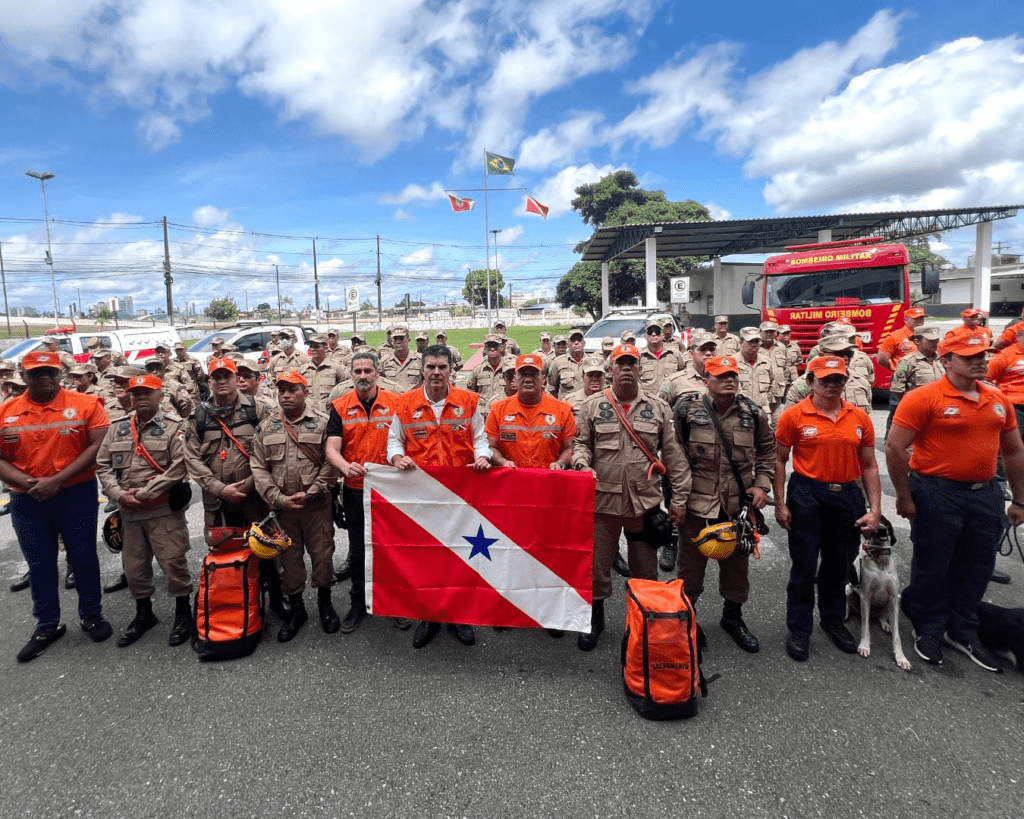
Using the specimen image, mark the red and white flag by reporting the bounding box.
[364,464,594,631]
[524,195,549,219]
[447,193,475,212]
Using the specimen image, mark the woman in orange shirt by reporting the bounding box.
[774,356,881,663]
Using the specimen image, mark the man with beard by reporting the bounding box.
[325,350,399,633]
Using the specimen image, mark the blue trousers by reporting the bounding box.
[901,474,1004,643]
[10,480,103,629]
[785,473,865,635]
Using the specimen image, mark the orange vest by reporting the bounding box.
[396,387,479,467]
[330,388,398,490]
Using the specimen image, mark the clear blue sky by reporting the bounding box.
[1,1,1021,316]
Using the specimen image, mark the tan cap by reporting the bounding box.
[435,330,448,339]
[538,332,551,341]
[173,340,186,349]
[87,337,102,349]
[714,315,729,324]
[113,365,147,380]
[390,325,409,338]
[602,336,615,352]
[237,359,261,374]
[739,327,762,342]
[351,333,366,344]
[581,356,606,374]
[759,321,779,332]
[308,334,329,345]
[415,331,428,341]
[689,330,717,349]
[212,336,225,345]
[68,363,98,376]
[619,329,637,343]
[777,324,791,333]
[483,334,502,346]
[913,324,941,342]
[568,329,584,340]
[91,348,112,359]
[553,334,568,345]
[818,333,854,353]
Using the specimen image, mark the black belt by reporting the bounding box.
[911,472,992,491]
[793,472,856,493]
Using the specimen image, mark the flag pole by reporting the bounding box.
[483,149,491,329]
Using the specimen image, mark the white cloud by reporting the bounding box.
[518,113,604,170]
[393,209,415,221]
[706,203,731,221]
[399,246,435,267]
[531,164,621,219]
[379,181,447,205]
[492,225,524,245]
[192,205,231,227]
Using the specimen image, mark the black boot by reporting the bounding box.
[577,599,605,652]
[277,593,308,642]
[720,600,759,653]
[103,572,128,594]
[117,598,159,647]
[65,563,76,589]
[317,587,340,634]
[612,553,632,578]
[260,560,290,621]
[168,596,193,647]
[659,542,678,573]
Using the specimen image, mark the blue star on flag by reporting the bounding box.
[464,525,499,561]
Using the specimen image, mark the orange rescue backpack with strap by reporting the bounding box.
[193,543,263,662]
[622,578,706,720]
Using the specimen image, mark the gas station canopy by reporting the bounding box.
[581,205,1022,263]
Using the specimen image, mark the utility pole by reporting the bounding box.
[162,217,174,325]
[376,235,383,322]
[276,265,282,323]
[312,239,321,323]
[0,242,10,335]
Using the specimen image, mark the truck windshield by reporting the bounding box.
[765,266,905,308]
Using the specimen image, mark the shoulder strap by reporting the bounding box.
[604,388,665,480]
[280,414,324,469]
[130,416,166,474]
[702,394,748,496]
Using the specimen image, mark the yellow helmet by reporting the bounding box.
[693,521,738,560]
[247,512,292,559]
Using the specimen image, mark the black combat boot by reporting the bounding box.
[117,598,159,647]
[577,599,605,652]
[277,593,308,642]
[318,587,341,634]
[260,559,290,621]
[720,600,759,653]
[168,595,193,647]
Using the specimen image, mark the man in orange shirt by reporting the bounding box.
[388,345,491,649]
[994,306,1024,350]
[888,331,1024,670]
[486,354,576,470]
[0,351,113,662]
[775,356,881,662]
[325,350,399,633]
[877,307,926,371]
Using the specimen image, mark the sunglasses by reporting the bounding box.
[647,328,662,335]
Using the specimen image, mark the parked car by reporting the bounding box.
[582,309,680,355]
[1,326,182,365]
[187,322,318,368]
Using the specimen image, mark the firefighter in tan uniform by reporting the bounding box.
[169,341,205,400]
[86,336,128,367]
[638,319,682,392]
[378,326,422,393]
[712,316,741,356]
[270,331,308,377]
[777,325,802,385]
[548,329,587,399]
[563,357,607,421]
[183,358,284,618]
[760,321,790,422]
[572,344,690,652]
[660,331,716,408]
[251,369,338,642]
[434,331,463,371]
[326,329,352,367]
[302,335,349,410]
[144,358,194,418]
[467,334,506,401]
[41,336,77,381]
[95,375,194,648]
[736,328,776,415]
[673,355,775,653]
[891,325,943,402]
[785,334,871,413]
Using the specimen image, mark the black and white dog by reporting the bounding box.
[846,516,911,672]
[977,601,1024,672]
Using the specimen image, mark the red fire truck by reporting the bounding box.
[743,237,938,390]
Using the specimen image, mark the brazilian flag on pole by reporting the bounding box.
[486,151,516,175]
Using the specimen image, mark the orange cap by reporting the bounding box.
[610,344,640,362]
[807,356,848,378]
[961,307,984,318]
[705,355,740,377]
[515,354,543,372]
[905,307,926,319]
[276,368,308,386]
[835,317,854,326]
[209,358,237,374]
[938,331,989,357]
[20,351,62,371]
[126,374,163,391]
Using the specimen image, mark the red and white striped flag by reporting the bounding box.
[364,464,594,631]
[447,193,475,212]
[525,195,549,219]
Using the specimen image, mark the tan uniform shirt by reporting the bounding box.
[737,351,775,413]
[301,359,350,410]
[467,360,506,402]
[659,370,707,408]
[572,388,691,517]
[714,333,741,356]
[638,347,681,393]
[96,411,188,521]
[763,342,790,397]
[169,355,204,397]
[547,354,587,400]
[781,341,802,383]
[379,350,422,393]
[163,376,194,418]
[251,407,336,508]
[891,350,943,399]
[674,393,774,519]
[271,349,310,377]
[784,373,871,414]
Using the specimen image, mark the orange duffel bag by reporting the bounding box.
[193,543,263,662]
[622,578,706,720]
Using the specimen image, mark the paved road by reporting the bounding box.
[1,405,1022,819]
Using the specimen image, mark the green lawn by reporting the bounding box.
[362,325,572,361]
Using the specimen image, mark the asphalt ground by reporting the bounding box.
[1,402,1023,819]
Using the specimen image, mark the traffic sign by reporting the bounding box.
[670,277,689,304]
[345,287,360,312]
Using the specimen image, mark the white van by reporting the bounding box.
[1,326,182,366]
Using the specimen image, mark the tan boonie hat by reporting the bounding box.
[581,356,606,374]
[308,334,328,345]
[714,315,729,324]
[739,327,762,342]
[553,334,568,345]
[913,324,941,342]
[483,334,502,346]
[568,329,584,340]
[390,325,409,338]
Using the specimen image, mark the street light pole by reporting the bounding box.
[490,228,502,327]
[26,171,59,319]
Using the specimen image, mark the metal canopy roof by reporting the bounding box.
[580,205,1022,263]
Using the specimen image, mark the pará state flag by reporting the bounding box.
[485,151,516,175]
[524,195,549,219]
[364,464,595,631]
[447,193,475,212]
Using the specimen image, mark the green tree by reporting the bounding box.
[206,297,240,322]
[95,306,114,326]
[899,235,949,276]
[558,172,713,318]
[463,269,506,307]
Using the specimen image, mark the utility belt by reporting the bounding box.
[910,472,995,492]
[792,472,856,493]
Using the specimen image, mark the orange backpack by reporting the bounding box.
[622,578,706,720]
[193,542,263,662]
